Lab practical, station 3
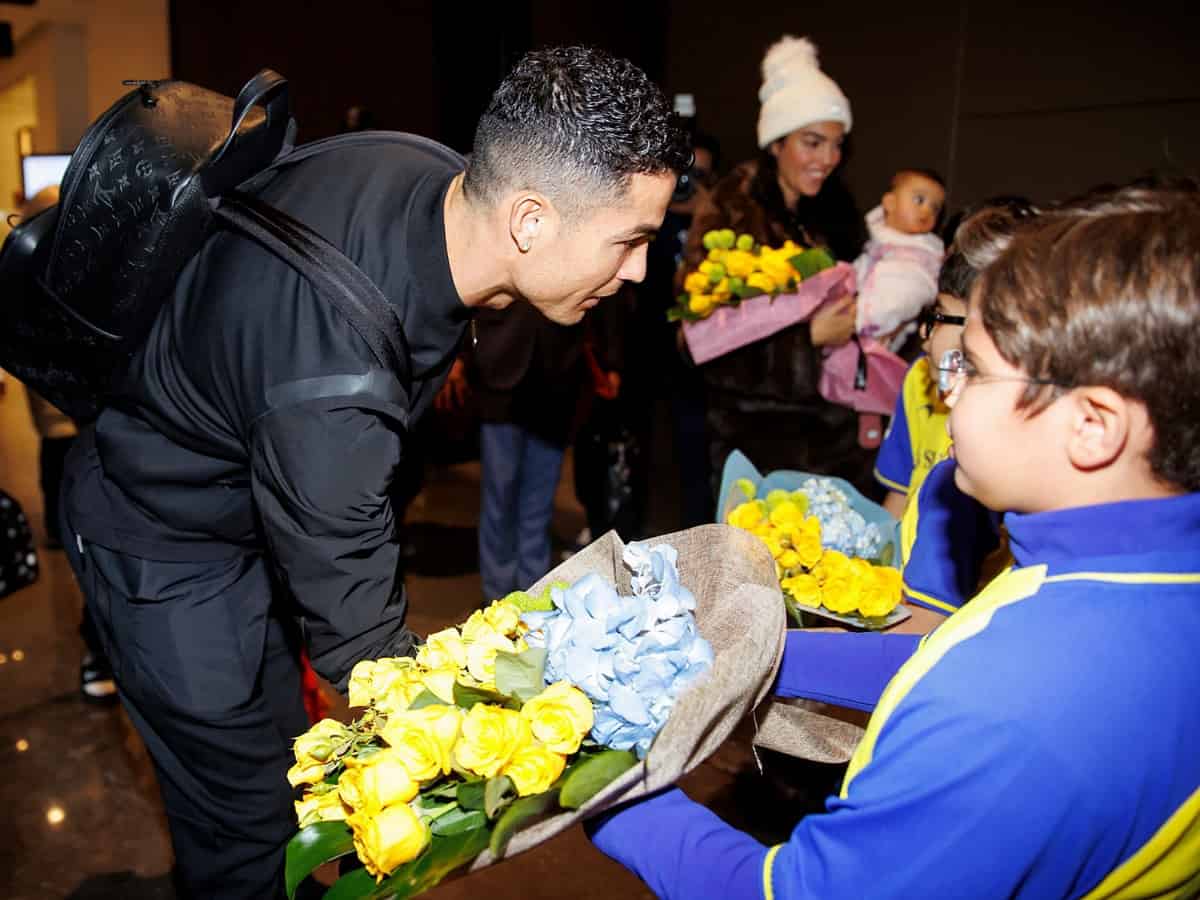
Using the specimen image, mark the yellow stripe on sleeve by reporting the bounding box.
[762,844,783,900]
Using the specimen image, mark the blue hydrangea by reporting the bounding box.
[521,542,714,757]
[796,477,884,559]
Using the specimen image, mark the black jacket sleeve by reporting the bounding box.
[249,393,417,690]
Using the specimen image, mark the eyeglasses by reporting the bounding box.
[917,306,966,340]
[936,348,1070,397]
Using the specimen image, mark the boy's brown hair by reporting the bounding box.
[938,198,1037,299]
[977,183,1200,491]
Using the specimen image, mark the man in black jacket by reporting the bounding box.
[61,46,687,899]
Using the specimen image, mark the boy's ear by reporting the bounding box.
[1064,386,1132,472]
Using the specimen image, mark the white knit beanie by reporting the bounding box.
[756,36,852,149]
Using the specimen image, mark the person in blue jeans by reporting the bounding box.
[465,300,588,599]
[588,181,1200,897]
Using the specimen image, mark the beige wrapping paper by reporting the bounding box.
[459,523,868,874]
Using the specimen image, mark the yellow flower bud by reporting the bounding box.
[348,803,429,881]
[379,704,461,782]
[688,293,716,316]
[758,253,795,287]
[291,719,352,784]
[726,499,766,531]
[520,682,594,755]
[295,788,348,828]
[454,704,530,779]
[502,743,567,797]
[287,760,327,788]
[723,249,757,280]
[338,748,419,814]
[348,658,419,709]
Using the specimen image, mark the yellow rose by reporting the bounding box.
[338,748,419,814]
[293,718,352,767]
[348,803,429,881]
[295,787,348,828]
[723,249,757,279]
[520,682,594,755]
[688,293,716,316]
[781,572,823,608]
[455,704,530,779]
[374,668,429,716]
[683,271,710,295]
[760,530,785,561]
[502,743,567,797]
[793,522,824,570]
[758,252,795,287]
[821,576,859,614]
[746,271,776,294]
[465,628,516,685]
[416,628,467,671]
[858,566,903,618]
[348,658,420,710]
[379,705,461,782]
[416,664,457,704]
[727,499,765,531]
[813,549,851,585]
[777,548,802,571]
[483,599,521,637]
[768,500,805,529]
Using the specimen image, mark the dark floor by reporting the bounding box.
[0,381,833,899]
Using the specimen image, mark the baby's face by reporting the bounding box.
[884,175,945,235]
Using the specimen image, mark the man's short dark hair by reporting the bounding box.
[463,46,691,219]
[978,182,1200,491]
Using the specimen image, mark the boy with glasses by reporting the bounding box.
[588,181,1200,900]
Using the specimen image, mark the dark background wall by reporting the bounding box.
[170,0,1199,214]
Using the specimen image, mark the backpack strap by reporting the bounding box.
[215,192,413,394]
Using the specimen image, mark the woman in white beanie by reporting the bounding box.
[677,36,873,498]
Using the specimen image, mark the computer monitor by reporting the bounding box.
[20,153,73,200]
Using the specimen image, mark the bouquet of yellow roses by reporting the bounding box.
[669,229,854,366]
[283,530,785,900]
[719,451,903,630]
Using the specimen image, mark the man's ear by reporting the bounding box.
[508,194,549,254]
[1064,386,1131,472]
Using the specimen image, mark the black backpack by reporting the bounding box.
[0,70,413,423]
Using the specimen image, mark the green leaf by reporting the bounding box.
[452,681,519,711]
[370,827,492,899]
[734,478,757,501]
[488,789,560,859]
[455,779,486,811]
[789,247,835,280]
[429,806,488,837]
[783,597,807,628]
[484,775,517,819]
[666,307,685,323]
[494,647,547,704]
[286,821,355,900]
[877,543,896,568]
[322,866,377,900]
[558,749,638,809]
[406,689,444,710]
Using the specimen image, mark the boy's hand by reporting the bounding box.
[811,294,857,347]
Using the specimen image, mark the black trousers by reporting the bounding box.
[62,519,309,900]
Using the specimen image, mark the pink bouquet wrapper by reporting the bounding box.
[682,262,855,365]
[818,338,909,416]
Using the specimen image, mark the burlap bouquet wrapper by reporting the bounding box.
[468,523,785,869]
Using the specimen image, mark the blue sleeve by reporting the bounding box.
[772,631,922,712]
[591,686,1088,899]
[873,376,913,494]
[902,459,1001,614]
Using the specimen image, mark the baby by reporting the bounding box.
[853,169,946,349]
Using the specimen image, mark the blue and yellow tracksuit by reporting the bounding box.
[873,357,951,506]
[590,492,1200,898]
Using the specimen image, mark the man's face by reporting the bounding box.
[516,171,677,325]
[884,175,945,235]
